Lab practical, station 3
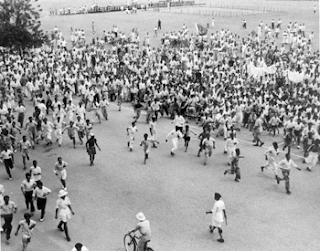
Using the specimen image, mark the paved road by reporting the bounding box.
[1,99,319,251]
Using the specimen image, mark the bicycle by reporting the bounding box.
[123,231,154,251]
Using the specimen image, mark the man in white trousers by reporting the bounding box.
[166,127,183,156]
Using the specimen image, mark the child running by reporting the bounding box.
[183,125,197,152]
[140,133,152,164]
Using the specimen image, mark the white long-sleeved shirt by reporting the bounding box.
[278,158,298,170]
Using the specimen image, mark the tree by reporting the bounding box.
[0,0,46,51]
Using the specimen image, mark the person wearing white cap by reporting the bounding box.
[55,189,74,242]
[129,212,151,251]
[85,132,101,166]
[71,243,89,251]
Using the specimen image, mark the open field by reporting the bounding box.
[1,1,319,251]
[39,0,319,50]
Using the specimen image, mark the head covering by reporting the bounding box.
[89,132,94,137]
[58,190,68,198]
[214,192,222,200]
[136,212,146,221]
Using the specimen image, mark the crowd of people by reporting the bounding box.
[0,12,318,249]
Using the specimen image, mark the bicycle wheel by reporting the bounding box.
[124,234,136,251]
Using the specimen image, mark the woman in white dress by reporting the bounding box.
[206,193,227,243]
[55,190,75,242]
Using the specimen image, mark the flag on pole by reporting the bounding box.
[195,23,208,36]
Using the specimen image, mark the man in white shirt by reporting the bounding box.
[277,153,299,194]
[166,127,184,156]
[130,212,151,251]
[0,146,14,180]
[21,173,36,214]
[172,113,185,132]
[33,181,51,221]
[206,193,227,243]
[29,160,42,185]
[15,213,36,250]
[202,134,216,165]
[127,122,138,152]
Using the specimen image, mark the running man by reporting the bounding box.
[29,160,42,186]
[183,125,197,152]
[202,134,216,165]
[62,121,80,148]
[224,133,238,165]
[166,127,184,156]
[15,213,36,251]
[261,142,280,181]
[25,117,37,149]
[140,133,152,164]
[127,122,138,152]
[0,146,14,180]
[20,173,36,214]
[0,195,17,243]
[276,153,299,195]
[75,116,85,145]
[149,117,159,148]
[85,133,101,166]
[54,157,68,190]
[32,181,51,221]
[42,118,54,145]
[54,117,64,147]
[224,148,244,182]
[304,137,320,171]
[19,135,32,170]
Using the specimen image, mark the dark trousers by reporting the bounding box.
[2,214,13,240]
[4,159,13,178]
[37,198,47,219]
[279,169,290,192]
[24,191,35,212]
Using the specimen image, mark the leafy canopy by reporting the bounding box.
[0,0,46,50]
